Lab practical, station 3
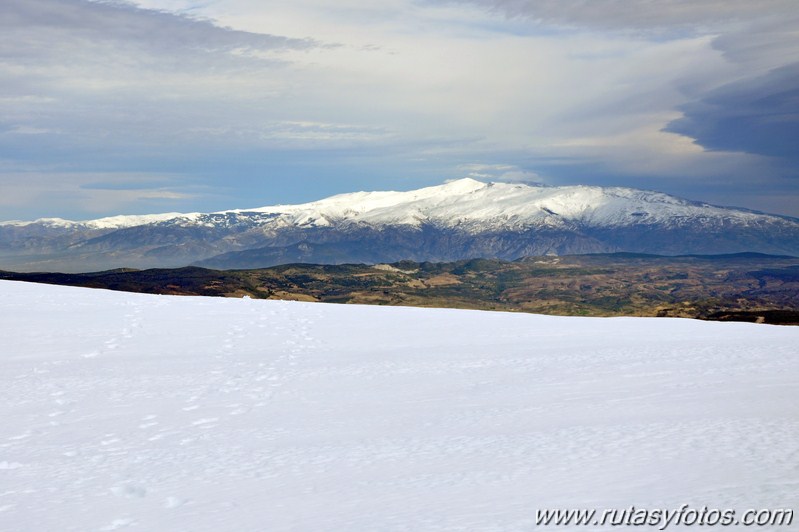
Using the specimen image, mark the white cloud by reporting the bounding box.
[457,163,545,184]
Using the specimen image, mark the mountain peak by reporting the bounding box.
[438,177,489,193]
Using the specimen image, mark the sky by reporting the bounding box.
[1,0,798,220]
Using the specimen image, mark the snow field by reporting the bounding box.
[1,280,798,531]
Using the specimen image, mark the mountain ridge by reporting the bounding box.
[5,178,799,229]
[3,179,799,272]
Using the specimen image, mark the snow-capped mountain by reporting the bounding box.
[2,178,798,272]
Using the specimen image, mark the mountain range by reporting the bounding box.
[2,178,798,272]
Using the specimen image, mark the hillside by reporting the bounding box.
[4,253,798,324]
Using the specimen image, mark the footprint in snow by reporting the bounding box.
[99,517,135,531]
[164,496,188,509]
[110,484,147,498]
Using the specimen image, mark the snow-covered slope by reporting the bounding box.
[2,179,799,272]
[0,212,192,231]
[1,281,798,531]
[4,178,791,231]
[240,177,789,230]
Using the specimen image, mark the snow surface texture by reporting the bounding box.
[1,281,798,531]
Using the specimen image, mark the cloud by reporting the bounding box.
[0,0,797,219]
[0,0,337,176]
[436,0,799,199]
[0,0,324,108]
[438,0,796,31]
[0,0,315,59]
[458,163,546,184]
[185,121,393,148]
[0,171,206,219]
[666,63,799,164]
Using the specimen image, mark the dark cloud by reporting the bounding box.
[441,0,799,190]
[666,63,799,166]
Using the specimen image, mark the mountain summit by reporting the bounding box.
[2,179,798,272]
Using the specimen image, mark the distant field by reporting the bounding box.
[2,253,798,324]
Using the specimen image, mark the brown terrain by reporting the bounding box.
[2,253,798,324]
